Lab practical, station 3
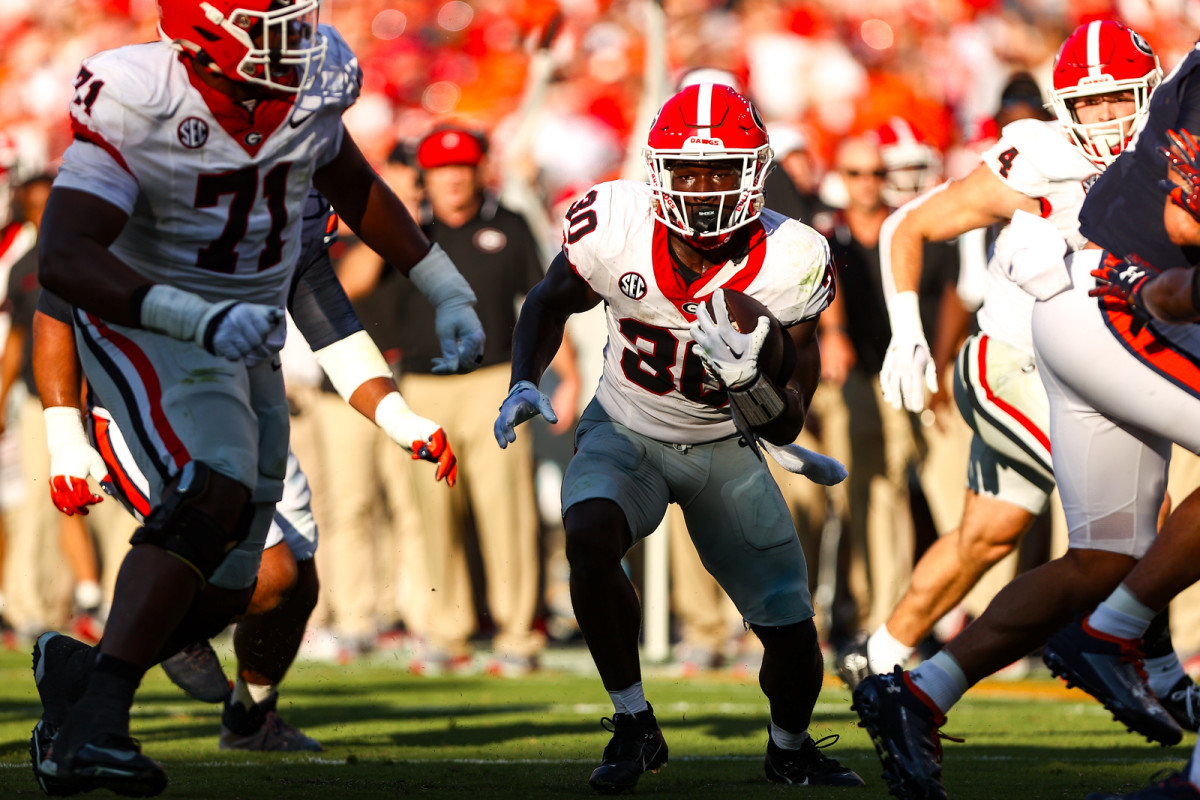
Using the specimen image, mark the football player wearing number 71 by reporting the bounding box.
[28,0,483,795]
[494,82,861,793]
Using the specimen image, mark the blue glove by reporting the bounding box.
[494,380,558,449]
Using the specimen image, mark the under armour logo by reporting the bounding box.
[886,682,902,694]
[1119,265,1146,283]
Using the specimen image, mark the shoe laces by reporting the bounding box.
[599,713,657,761]
[798,734,844,771]
[1170,682,1199,723]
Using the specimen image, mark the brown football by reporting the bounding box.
[703,289,797,386]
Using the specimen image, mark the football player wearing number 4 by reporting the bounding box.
[850,19,1200,732]
[852,21,1200,800]
[29,1,484,796]
[494,83,861,794]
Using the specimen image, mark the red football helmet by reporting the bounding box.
[158,0,326,94]
[1050,20,1161,167]
[643,83,772,247]
[873,117,942,206]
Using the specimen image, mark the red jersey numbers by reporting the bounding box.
[565,190,598,244]
[618,318,724,406]
[996,147,1019,179]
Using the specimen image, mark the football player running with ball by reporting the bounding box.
[29,1,483,796]
[494,83,862,793]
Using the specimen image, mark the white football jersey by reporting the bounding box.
[563,180,833,443]
[977,119,1099,353]
[54,25,361,308]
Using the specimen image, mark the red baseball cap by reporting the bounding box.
[416,128,486,169]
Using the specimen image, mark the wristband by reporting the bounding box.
[373,391,418,447]
[886,290,926,341]
[313,330,392,402]
[139,285,211,341]
[728,373,786,427]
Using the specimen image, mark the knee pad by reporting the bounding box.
[130,461,254,582]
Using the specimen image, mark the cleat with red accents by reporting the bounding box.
[1042,616,1182,746]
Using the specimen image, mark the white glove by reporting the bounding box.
[881,291,937,413]
[139,285,285,361]
[374,392,457,486]
[760,440,848,486]
[689,289,769,390]
[1000,209,1072,301]
[494,380,558,449]
[408,244,486,374]
[44,406,109,516]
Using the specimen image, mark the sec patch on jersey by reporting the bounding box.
[704,289,797,386]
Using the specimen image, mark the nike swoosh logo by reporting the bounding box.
[85,746,139,762]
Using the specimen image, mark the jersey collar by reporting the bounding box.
[652,219,767,319]
[183,57,295,157]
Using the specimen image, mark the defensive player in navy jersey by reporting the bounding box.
[30,1,483,794]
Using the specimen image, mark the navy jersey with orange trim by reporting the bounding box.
[1080,45,1200,268]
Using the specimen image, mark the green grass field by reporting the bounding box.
[0,644,1190,799]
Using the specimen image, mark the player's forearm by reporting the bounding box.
[31,313,81,409]
[509,293,568,388]
[1144,267,1200,323]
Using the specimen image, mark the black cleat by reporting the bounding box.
[33,632,90,729]
[1158,676,1200,733]
[30,719,78,797]
[40,734,167,798]
[764,729,865,786]
[587,704,668,794]
[1042,617,1182,746]
[852,668,957,800]
[160,640,230,704]
[1086,767,1200,799]
[837,631,872,691]
[31,632,92,797]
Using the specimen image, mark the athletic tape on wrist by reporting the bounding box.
[139,285,210,341]
[43,406,91,452]
[886,290,926,341]
[314,330,393,402]
[407,243,477,309]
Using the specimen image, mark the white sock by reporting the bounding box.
[608,682,648,716]
[769,721,809,750]
[1146,654,1187,698]
[232,675,277,709]
[909,652,969,715]
[1089,585,1156,640]
[74,580,103,612]
[868,624,915,674]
